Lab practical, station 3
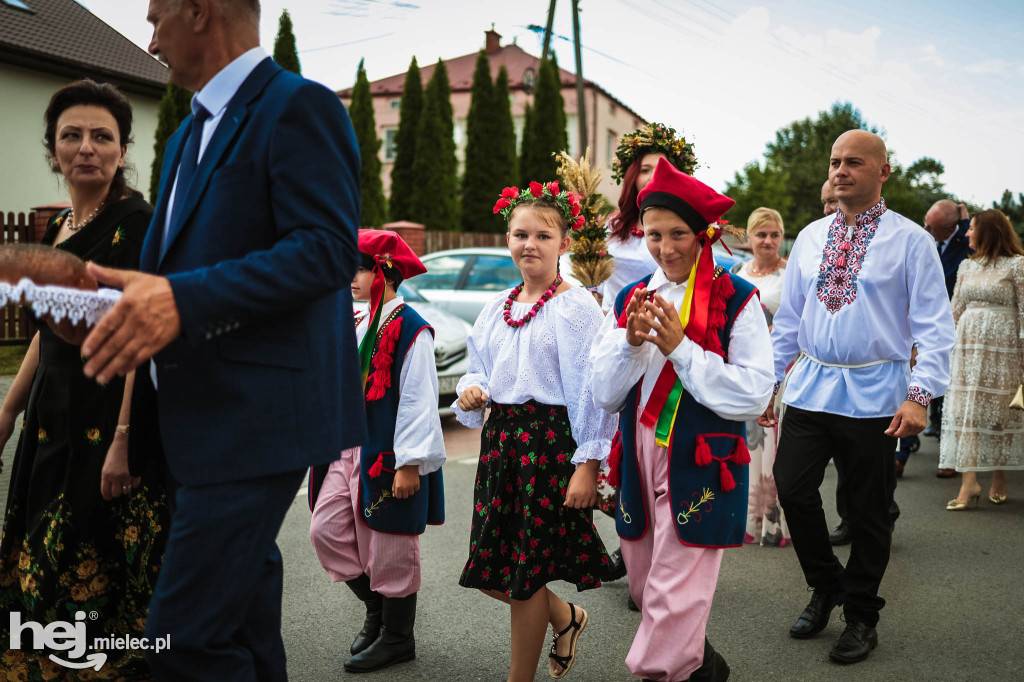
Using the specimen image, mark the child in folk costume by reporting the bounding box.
[308,229,445,674]
[454,181,617,681]
[590,158,775,682]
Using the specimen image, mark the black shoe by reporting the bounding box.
[606,548,628,582]
[626,594,640,612]
[345,574,383,655]
[789,590,844,638]
[922,425,940,438]
[829,521,851,546]
[686,637,730,681]
[344,593,416,672]
[828,621,878,664]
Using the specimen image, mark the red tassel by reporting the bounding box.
[839,241,852,251]
[365,317,403,402]
[695,436,712,467]
[732,437,750,465]
[835,254,847,268]
[606,432,623,488]
[368,453,384,478]
[719,461,736,491]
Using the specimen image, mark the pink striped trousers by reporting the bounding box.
[309,447,421,598]
[620,423,724,682]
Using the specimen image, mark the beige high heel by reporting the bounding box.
[988,493,1008,505]
[946,492,980,511]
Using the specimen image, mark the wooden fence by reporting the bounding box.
[0,212,37,344]
[423,231,505,254]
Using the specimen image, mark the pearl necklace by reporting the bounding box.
[503,275,562,328]
[67,200,106,232]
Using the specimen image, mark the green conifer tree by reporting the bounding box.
[489,65,519,232]
[523,57,568,184]
[350,59,387,226]
[149,81,192,204]
[460,51,497,232]
[389,57,423,221]
[272,10,301,74]
[410,60,459,231]
[519,103,536,187]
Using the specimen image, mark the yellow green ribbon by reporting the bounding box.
[653,254,700,447]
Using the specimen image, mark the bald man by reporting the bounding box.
[760,130,954,664]
[821,179,839,216]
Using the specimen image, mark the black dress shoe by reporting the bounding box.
[829,621,878,663]
[789,590,843,638]
[829,520,851,546]
[606,547,628,582]
[627,594,640,612]
[922,424,939,438]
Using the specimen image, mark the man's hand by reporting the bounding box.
[635,294,684,357]
[392,464,420,499]
[457,386,489,411]
[885,400,927,438]
[625,288,650,347]
[564,460,598,509]
[81,264,181,384]
[757,394,778,427]
[958,203,969,221]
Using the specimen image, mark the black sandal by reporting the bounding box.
[548,603,588,679]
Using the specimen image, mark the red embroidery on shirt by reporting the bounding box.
[816,199,887,314]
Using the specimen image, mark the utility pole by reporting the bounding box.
[571,0,587,157]
[541,0,557,61]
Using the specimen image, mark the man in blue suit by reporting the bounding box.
[79,0,366,678]
[922,200,972,467]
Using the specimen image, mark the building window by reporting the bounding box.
[606,130,617,164]
[388,98,401,111]
[383,127,398,162]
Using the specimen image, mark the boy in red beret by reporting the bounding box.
[308,229,446,673]
[590,158,775,681]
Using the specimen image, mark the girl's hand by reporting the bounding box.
[636,294,685,356]
[625,288,651,347]
[101,431,140,501]
[457,386,489,411]
[564,460,599,509]
[393,464,420,499]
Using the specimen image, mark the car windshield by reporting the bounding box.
[397,281,427,302]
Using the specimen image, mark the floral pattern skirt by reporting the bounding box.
[459,401,611,600]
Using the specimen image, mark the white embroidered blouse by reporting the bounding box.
[356,297,446,474]
[771,200,955,418]
[589,267,776,422]
[452,286,616,464]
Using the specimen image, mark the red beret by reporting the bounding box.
[357,229,426,280]
[637,157,735,231]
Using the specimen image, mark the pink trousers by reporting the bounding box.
[620,424,724,682]
[309,448,420,598]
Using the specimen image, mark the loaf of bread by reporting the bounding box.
[0,244,98,291]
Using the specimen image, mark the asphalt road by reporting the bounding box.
[1,376,1022,681]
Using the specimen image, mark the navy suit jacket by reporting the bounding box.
[939,219,973,299]
[132,57,366,486]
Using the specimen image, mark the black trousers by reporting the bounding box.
[774,406,896,627]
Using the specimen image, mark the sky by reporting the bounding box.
[80,0,1024,209]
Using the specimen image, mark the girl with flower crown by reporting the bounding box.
[453,180,616,681]
[600,123,698,313]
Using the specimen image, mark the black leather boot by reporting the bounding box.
[344,592,416,672]
[687,638,730,681]
[345,574,382,655]
[606,547,628,582]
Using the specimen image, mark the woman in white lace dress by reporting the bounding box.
[939,209,1024,509]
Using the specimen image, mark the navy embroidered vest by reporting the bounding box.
[612,271,758,548]
[309,304,445,535]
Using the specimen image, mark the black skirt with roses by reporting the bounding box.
[459,401,611,600]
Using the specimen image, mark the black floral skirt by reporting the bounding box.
[459,401,611,600]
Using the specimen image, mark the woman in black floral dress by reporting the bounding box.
[0,80,169,679]
[453,182,617,681]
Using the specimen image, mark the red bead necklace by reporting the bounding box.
[503,275,562,328]
[630,227,644,238]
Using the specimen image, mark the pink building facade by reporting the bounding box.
[338,29,646,207]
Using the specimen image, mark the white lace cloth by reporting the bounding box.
[452,285,616,464]
[0,278,121,326]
